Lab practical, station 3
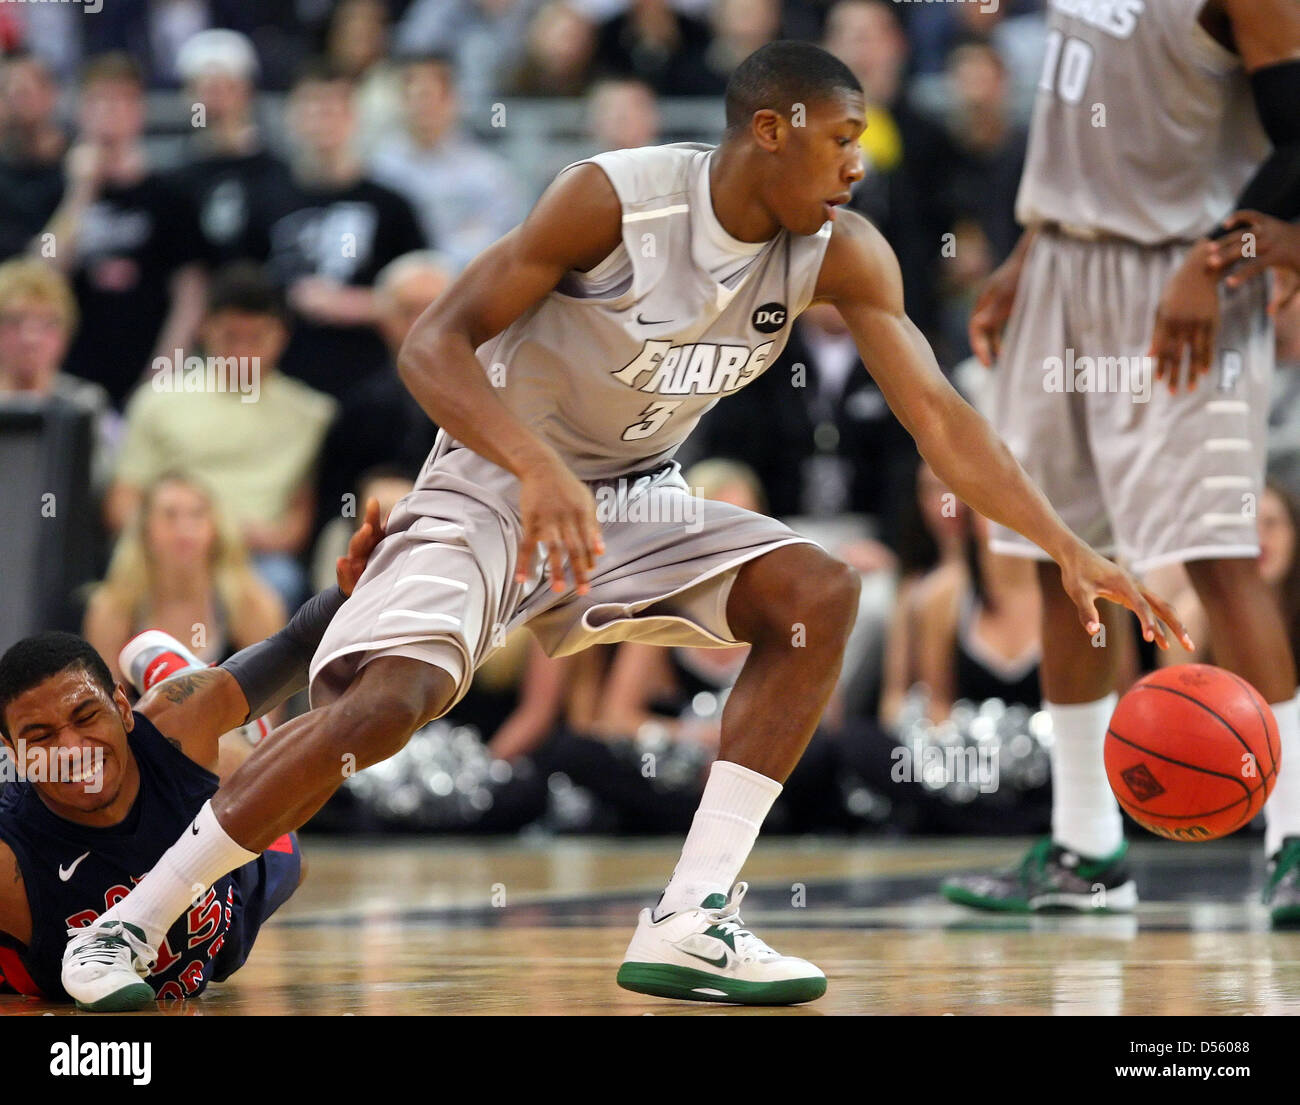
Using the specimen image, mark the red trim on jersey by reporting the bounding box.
[0,945,43,998]
[265,833,294,855]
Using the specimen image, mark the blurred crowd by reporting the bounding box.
[4,0,1300,837]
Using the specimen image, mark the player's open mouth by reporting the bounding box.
[823,195,850,221]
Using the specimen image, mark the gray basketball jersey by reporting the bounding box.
[1016,0,1269,244]
[470,143,833,480]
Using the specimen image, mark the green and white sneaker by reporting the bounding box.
[62,920,157,1011]
[617,882,826,1005]
[941,837,1138,913]
[1264,837,1300,927]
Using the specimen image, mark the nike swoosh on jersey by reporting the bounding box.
[636,313,673,326]
[58,852,91,881]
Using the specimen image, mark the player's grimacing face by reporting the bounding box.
[2,669,133,814]
[772,93,865,235]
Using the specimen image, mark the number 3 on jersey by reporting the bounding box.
[1039,29,1094,106]
[622,400,682,442]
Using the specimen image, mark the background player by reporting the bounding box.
[61,42,1188,1009]
[944,0,1300,919]
[0,503,382,1008]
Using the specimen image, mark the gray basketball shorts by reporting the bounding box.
[308,439,816,709]
[985,228,1273,573]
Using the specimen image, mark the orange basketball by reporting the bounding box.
[1104,664,1280,842]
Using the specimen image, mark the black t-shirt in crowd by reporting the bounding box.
[255,175,426,399]
[62,173,205,408]
[168,147,295,267]
[0,156,64,260]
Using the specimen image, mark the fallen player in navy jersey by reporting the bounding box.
[0,503,383,1006]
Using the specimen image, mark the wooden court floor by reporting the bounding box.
[4,836,1300,1016]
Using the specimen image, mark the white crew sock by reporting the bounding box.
[1264,694,1300,857]
[654,760,783,918]
[1049,693,1124,859]
[100,801,259,948]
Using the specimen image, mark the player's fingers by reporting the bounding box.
[1074,589,1102,637]
[969,315,995,367]
[1140,587,1196,652]
[560,519,593,594]
[1224,256,1269,289]
[1190,322,1214,386]
[542,533,567,593]
[1102,579,1158,644]
[515,527,537,585]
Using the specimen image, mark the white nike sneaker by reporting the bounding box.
[617,882,826,1005]
[62,920,157,1011]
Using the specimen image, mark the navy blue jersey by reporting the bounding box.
[0,711,300,1001]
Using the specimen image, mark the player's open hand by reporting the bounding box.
[1207,211,1300,293]
[336,498,386,596]
[968,252,1024,367]
[1150,240,1220,392]
[1057,541,1194,651]
[515,456,605,596]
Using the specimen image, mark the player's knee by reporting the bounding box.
[325,662,458,767]
[760,556,860,648]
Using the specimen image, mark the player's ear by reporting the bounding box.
[113,684,134,733]
[751,109,782,152]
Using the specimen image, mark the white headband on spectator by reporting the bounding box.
[177,29,260,84]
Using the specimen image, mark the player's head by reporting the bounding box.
[0,632,134,816]
[200,262,289,370]
[721,41,865,236]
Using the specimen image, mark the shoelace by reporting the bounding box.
[66,922,156,970]
[700,882,778,964]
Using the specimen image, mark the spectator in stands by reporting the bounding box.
[324,0,403,156]
[594,0,724,96]
[705,0,781,85]
[395,0,542,117]
[878,467,1041,727]
[824,0,955,356]
[311,465,414,594]
[1269,288,1300,498]
[935,39,1029,359]
[41,54,207,409]
[256,58,426,399]
[0,258,117,490]
[106,263,337,609]
[0,52,66,260]
[369,55,526,275]
[84,471,285,687]
[586,76,662,151]
[1149,480,1300,673]
[316,250,451,538]
[508,1,599,98]
[169,30,295,268]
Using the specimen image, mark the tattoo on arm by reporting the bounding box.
[156,670,221,707]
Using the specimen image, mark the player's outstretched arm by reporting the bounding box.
[816,210,1194,650]
[134,501,387,766]
[396,164,626,595]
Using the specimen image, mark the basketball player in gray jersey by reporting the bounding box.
[945,0,1300,920]
[62,41,1188,1009]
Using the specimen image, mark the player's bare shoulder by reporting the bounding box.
[812,207,904,311]
[519,161,624,274]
